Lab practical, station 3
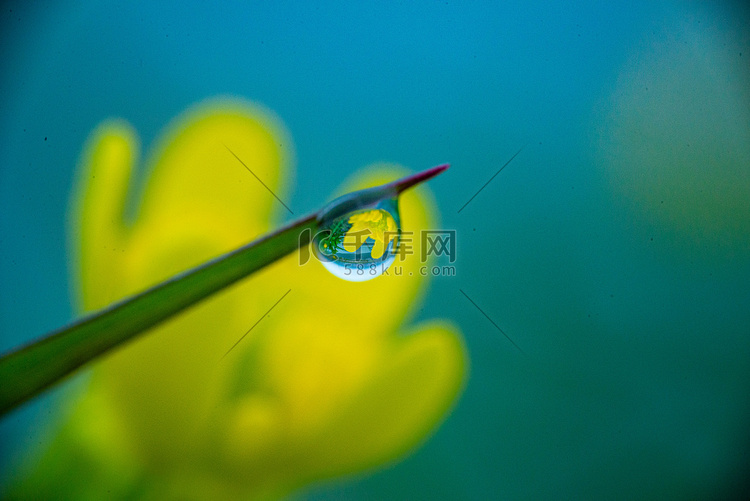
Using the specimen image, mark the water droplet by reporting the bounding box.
[314,198,400,282]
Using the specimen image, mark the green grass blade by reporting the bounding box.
[0,164,448,416]
[0,214,316,415]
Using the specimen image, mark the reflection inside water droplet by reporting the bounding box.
[314,198,401,282]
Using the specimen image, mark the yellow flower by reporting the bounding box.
[342,209,399,259]
[10,97,466,500]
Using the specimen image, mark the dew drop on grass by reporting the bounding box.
[314,198,401,282]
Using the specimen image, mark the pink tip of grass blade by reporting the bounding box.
[391,164,449,194]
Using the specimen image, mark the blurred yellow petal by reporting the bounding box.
[71,119,136,310]
[312,322,466,475]
[77,100,290,467]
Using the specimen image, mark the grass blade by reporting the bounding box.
[0,165,447,416]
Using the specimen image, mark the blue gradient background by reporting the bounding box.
[1,2,749,499]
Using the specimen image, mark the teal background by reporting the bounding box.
[1,1,749,499]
